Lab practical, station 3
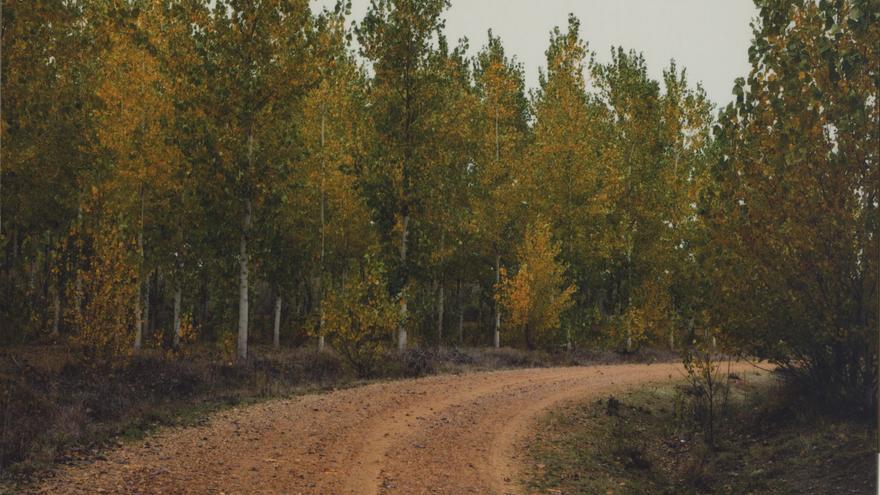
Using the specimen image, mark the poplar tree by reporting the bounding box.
[203,0,314,360]
[356,0,450,350]
[472,31,530,348]
[708,0,878,406]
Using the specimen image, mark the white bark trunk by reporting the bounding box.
[134,226,144,353]
[173,284,182,348]
[494,254,501,349]
[72,206,82,317]
[437,283,444,345]
[458,279,464,345]
[238,200,251,361]
[51,284,61,337]
[273,294,282,349]
[318,108,326,353]
[397,214,409,351]
[141,273,150,347]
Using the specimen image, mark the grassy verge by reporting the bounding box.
[0,343,674,485]
[526,369,877,494]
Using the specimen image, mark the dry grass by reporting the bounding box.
[526,371,877,494]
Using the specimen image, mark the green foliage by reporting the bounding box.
[680,330,729,448]
[67,223,139,367]
[496,222,576,349]
[1,0,872,418]
[322,256,399,376]
[705,0,878,407]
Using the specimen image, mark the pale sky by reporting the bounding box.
[311,0,758,107]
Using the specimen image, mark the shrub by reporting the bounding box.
[322,256,399,377]
[66,225,139,367]
[496,222,576,349]
[680,329,729,448]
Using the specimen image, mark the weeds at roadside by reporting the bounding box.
[527,372,877,494]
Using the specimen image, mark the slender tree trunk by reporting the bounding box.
[72,206,82,318]
[11,228,18,266]
[494,254,501,349]
[238,123,256,362]
[273,293,282,349]
[145,258,154,338]
[172,283,182,348]
[238,199,251,361]
[669,329,675,351]
[143,270,151,342]
[437,282,444,346]
[458,279,464,345]
[398,214,409,351]
[318,108,326,353]
[51,281,61,338]
[134,190,145,353]
[0,128,3,237]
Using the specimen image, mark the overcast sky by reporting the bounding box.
[311,0,758,107]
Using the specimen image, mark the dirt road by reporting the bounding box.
[31,362,747,494]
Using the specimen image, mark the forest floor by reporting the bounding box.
[525,370,877,494]
[0,344,674,491]
[13,361,749,494]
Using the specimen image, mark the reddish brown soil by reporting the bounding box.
[31,363,741,494]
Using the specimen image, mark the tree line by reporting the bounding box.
[1,0,876,405]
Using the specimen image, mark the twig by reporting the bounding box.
[740,356,774,373]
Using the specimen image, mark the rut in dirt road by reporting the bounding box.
[30,363,752,495]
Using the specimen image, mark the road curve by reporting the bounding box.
[30,362,746,494]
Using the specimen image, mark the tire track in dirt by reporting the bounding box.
[29,362,753,494]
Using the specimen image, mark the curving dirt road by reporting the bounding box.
[31,362,752,494]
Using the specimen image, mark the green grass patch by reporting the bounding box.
[526,371,877,494]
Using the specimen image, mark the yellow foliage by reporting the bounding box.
[496,222,575,349]
[611,280,677,350]
[67,225,139,366]
[322,256,399,377]
[217,331,237,365]
[155,314,199,359]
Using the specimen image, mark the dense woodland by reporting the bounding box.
[1,0,877,408]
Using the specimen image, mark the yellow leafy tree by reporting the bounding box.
[322,255,399,377]
[496,222,576,349]
[93,3,182,352]
[67,219,139,366]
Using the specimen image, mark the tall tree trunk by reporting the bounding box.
[494,254,501,349]
[143,270,152,342]
[458,279,464,345]
[273,293,282,349]
[318,108,326,353]
[625,243,633,353]
[72,206,82,318]
[238,199,251,361]
[437,282,444,346]
[134,189,145,353]
[144,267,156,336]
[51,281,61,338]
[172,283,182,348]
[0,134,3,237]
[398,213,409,351]
[238,123,256,362]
